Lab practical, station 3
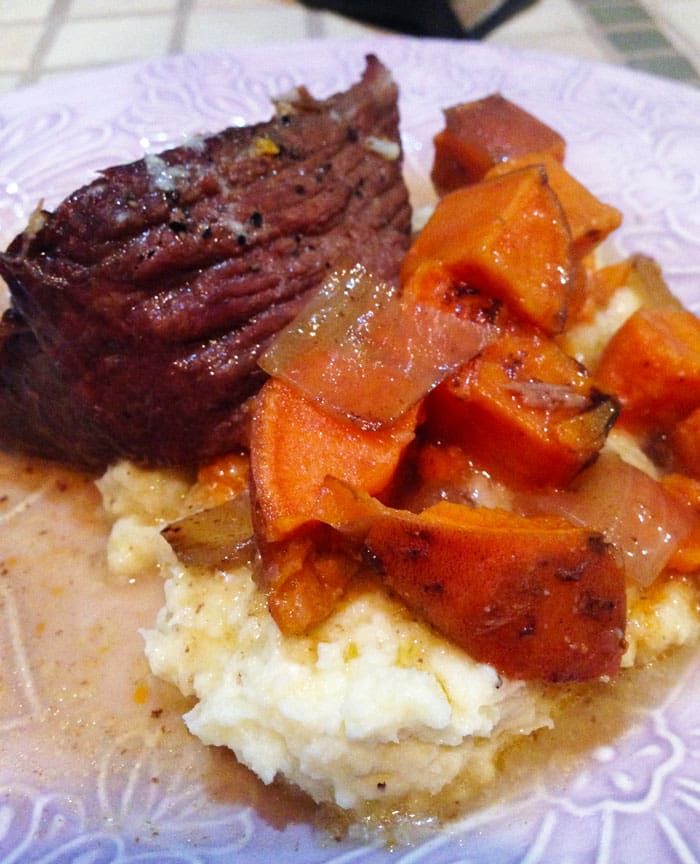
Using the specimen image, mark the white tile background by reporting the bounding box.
[0,0,697,94]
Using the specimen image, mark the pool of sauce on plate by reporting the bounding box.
[0,451,695,848]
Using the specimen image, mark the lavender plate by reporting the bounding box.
[0,36,699,864]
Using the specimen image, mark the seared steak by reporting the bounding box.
[0,56,411,470]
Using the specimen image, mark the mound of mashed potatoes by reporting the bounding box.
[94,257,700,812]
[97,440,700,810]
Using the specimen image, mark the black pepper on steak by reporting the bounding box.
[0,55,411,470]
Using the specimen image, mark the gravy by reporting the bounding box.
[0,451,695,848]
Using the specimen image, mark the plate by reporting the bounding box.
[1,36,699,863]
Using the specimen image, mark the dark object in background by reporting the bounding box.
[300,0,537,38]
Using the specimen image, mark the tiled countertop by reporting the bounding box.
[1,0,699,96]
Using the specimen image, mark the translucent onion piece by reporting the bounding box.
[162,491,254,568]
[518,452,695,586]
[501,380,591,411]
[628,254,683,311]
[259,263,493,429]
[398,451,513,513]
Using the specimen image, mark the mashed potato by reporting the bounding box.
[144,561,550,808]
[97,453,700,810]
[99,465,552,807]
[95,270,700,811]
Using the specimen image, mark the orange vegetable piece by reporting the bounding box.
[595,308,700,432]
[416,442,473,483]
[431,94,565,195]
[403,260,508,328]
[671,407,700,478]
[486,152,622,260]
[181,451,250,512]
[264,527,359,635]
[665,522,700,574]
[564,254,681,335]
[401,167,575,334]
[251,378,420,542]
[360,499,625,681]
[425,326,619,488]
[250,379,419,633]
[571,258,634,325]
[661,472,700,510]
[195,451,249,504]
[393,442,513,513]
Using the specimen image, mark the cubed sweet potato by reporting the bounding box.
[671,407,700,478]
[402,260,508,328]
[195,451,250,503]
[264,527,359,635]
[595,308,700,432]
[665,527,700,574]
[425,326,618,488]
[401,167,575,333]
[250,377,419,542]
[431,94,565,195]
[486,153,622,260]
[250,378,420,633]
[661,471,700,510]
[362,500,625,681]
[569,258,634,326]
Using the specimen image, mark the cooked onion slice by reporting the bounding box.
[518,452,695,586]
[162,492,254,568]
[259,263,493,429]
[629,254,683,310]
[501,380,592,411]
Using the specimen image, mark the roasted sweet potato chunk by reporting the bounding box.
[666,527,700,574]
[264,527,359,635]
[431,94,565,195]
[250,377,419,633]
[671,407,700,478]
[425,326,618,488]
[361,500,625,681]
[401,167,575,333]
[486,153,622,260]
[250,378,419,542]
[567,258,635,328]
[595,308,700,432]
[195,452,250,503]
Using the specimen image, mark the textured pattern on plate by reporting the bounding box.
[0,36,699,863]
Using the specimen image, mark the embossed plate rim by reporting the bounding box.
[0,35,699,863]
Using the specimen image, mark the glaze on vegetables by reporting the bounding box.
[163,91,700,684]
[430,93,565,194]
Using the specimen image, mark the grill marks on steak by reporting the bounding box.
[0,56,411,469]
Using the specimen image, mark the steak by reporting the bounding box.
[0,55,411,470]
